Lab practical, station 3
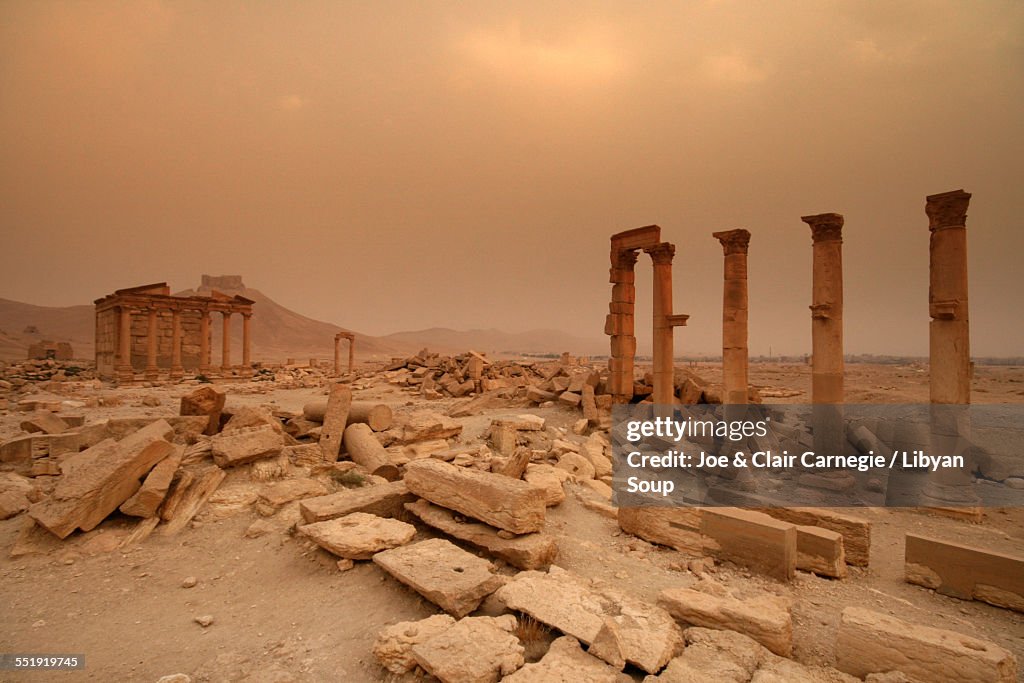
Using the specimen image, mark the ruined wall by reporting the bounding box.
[127,311,205,370]
[95,308,118,378]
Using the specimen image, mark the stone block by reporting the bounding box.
[403,411,463,442]
[319,383,352,461]
[503,636,631,683]
[29,420,174,538]
[405,500,557,570]
[120,445,184,518]
[404,459,546,534]
[299,480,414,523]
[524,465,566,506]
[412,615,524,683]
[179,386,225,436]
[658,585,792,657]
[836,606,1017,682]
[701,508,796,582]
[905,534,1024,613]
[299,512,416,560]
[20,410,68,434]
[796,524,846,579]
[763,507,870,567]
[258,478,328,509]
[374,614,456,674]
[210,424,283,467]
[373,538,503,617]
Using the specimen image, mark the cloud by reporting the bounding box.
[457,21,626,86]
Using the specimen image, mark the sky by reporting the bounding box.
[1,1,1022,357]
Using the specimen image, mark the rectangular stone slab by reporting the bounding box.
[762,506,870,567]
[701,508,796,582]
[905,533,1024,613]
[404,500,557,570]
[373,538,502,617]
[299,480,414,523]
[658,587,792,657]
[796,524,846,579]
[404,459,545,534]
[119,445,184,518]
[836,606,1017,682]
[28,420,174,538]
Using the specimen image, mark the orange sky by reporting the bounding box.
[1,1,1021,356]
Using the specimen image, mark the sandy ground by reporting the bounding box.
[0,363,1022,682]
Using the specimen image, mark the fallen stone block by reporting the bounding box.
[373,538,502,617]
[412,615,524,683]
[527,386,557,404]
[617,506,705,555]
[319,383,353,461]
[299,480,414,523]
[796,524,846,579]
[658,584,793,657]
[495,566,683,673]
[0,432,80,463]
[374,614,456,674]
[504,636,631,683]
[836,606,1017,683]
[405,500,557,570]
[283,443,326,467]
[491,414,546,431]
[300,512,416,560]
[210,424,283,467]
[106,416,209,444]
[524,464,566,507]
[179,386,225,436]
[20,410,69,434]
[222,406,284,434]
[763,507,870,567]
[647,626,767,682]
[343,423,400,480]
[905,534,1024,613]
[0,473,35,520]
[258,478,328,510]
[403,411,463,442]
[701,508,796,582]
[556,452,596,480]
[404,459,546,534]
[28,420,174,538]
[120,445,184,518]
[558,391,582,407]
[160,465,226,535]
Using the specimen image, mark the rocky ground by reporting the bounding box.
[0,356,1021,682]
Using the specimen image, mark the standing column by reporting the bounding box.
[170,308,183,379]
[645,242,676,409]
[802,213,844,456]
[333,335,342,375]
[713,229,751,405]
[923,189,976,508]
[199,310,212,375]
[348,336,355,373]
[145,307,159,381]
[606,249,639,403]
[221,311,232,373]
[242,312,252,376]
[117,305,134,383]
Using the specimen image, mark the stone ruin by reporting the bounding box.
[93,282,254,384]
[26,340,74,361]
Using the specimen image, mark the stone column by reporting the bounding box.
[923,189,976,509]
[242,312,252,376]
[347,335,355,373]
[116,305,134,383]
[802,213,844,456]
[170,308,183,379]
[199,310,211,375]
[333,335,342,375]
[221,311,232,373]
[713,229,751,405]
[145,307,159,381]
[645,242,676,409]
[606,249,639,403]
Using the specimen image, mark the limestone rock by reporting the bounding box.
[29,420,175,538]
[210,425,283,467]
[120,445,184,518]
[504,636,632,683]
[524,464,567,506]
[179,386,225,436]
[658,584,792,657]
[405,499,557,570]
[412,615,524,683]
[836,606,1017,683]
[403,411,463,442]
[404,459,546,534]
[257,478,328,510]
[299,512,416,560]
[20,410,69,434]
[374,614,456,674]
[299,480,413,523]
[373,538,502,617]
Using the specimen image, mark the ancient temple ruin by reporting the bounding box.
[334,331,355,375]
[94,282,254,383]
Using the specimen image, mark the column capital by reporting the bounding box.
[802,213,844,243]
[614,248,640,269]
[926,189,971,231]
[712,228,751,255]
[644,242,676,265]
